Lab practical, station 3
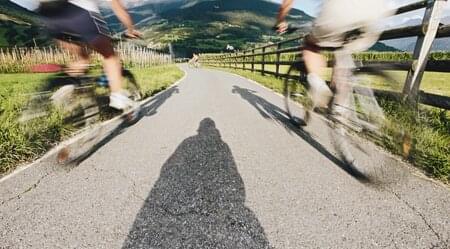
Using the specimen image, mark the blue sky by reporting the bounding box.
[271,0,320,16]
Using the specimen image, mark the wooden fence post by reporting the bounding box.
[243,51,246,70]
[403,0,447,104]
[251,49,255,72]
[261,47,266,76]
[235,52,238,69]
[275,43,281,77]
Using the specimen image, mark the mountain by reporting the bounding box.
[1,0,399,55]
[106,0,400,56]
[104,0,313,56]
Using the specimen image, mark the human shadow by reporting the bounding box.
[67,86,179,166]
[122,118,273,249]
[231,85,369,182]
[141,86,180,117]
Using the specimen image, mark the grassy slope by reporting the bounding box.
[0,0,49,47]
[135,0,312,56]
[0,65,184,175]
[259,65,450,96]
[211,67,449,183]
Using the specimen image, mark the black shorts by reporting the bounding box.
[41,2,110,43]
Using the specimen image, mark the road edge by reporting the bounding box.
[0,65,187,183]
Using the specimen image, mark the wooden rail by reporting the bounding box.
[201,0,450,110]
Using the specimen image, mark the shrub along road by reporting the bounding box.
[0,65,449,248]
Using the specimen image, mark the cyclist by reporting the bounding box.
[276,0,393,110]
[14,0,142,111]
[189,53,200,67]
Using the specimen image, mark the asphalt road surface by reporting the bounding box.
[1,65,449,249]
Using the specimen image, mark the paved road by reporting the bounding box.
[1,65,449,249]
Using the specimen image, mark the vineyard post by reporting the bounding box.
[402,0,447,104]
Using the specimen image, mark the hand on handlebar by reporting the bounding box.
[124,29,143,39]
[276,21,288,34]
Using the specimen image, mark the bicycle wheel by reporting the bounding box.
[122,69,142,101]
[329,66,410,184]
[19,75,100,128]
[283,61,312,126]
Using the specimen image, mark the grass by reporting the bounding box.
[0,64,184,175]
[212,67,450,183]
[223,63,450,97]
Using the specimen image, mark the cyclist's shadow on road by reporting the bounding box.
[232,85,369,182]
[122,118,272,249]
[141,86,180,117]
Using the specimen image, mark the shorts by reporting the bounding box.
[41,2,110,43]
[310,0,393,53]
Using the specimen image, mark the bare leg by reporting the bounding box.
[88,35,123,93]
[302,36,332,108]
[57,39,90,76]
[303,49,327,79]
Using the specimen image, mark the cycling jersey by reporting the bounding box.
[311,0,393,53]
[69,0,106,13]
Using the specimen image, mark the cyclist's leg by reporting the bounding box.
[303,37,326,78]
[87,35,137,110]
[56,39,90,76]
[88,35,123,93]
[302,35,332,108]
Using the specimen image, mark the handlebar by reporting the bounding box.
[273,23,310,35]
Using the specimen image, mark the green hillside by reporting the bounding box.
[0,0,49,47]
[104,0,313,56]
[0,0,397,54]
[153,0,312,55]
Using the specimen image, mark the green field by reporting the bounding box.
[0,65,184,175]
[212,67,450,183]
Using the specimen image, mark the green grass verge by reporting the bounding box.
[0,64,184,175]
[243,64,450,96]
[213,67,450,183]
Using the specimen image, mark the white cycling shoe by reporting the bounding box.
[109,92,138,111]
[307,73,333,108]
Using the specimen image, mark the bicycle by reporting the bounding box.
[188,59,201,68]
[19,63,142,127]
[281,25,412,183]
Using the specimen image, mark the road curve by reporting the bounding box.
[0,65,449,249]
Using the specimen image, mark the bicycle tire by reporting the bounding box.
[283,61,312,126]
[328,66,411,184]
[19,75,100,128]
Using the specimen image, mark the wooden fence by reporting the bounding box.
[202,0,450,110]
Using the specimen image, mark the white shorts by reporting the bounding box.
[311,0,393,53]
